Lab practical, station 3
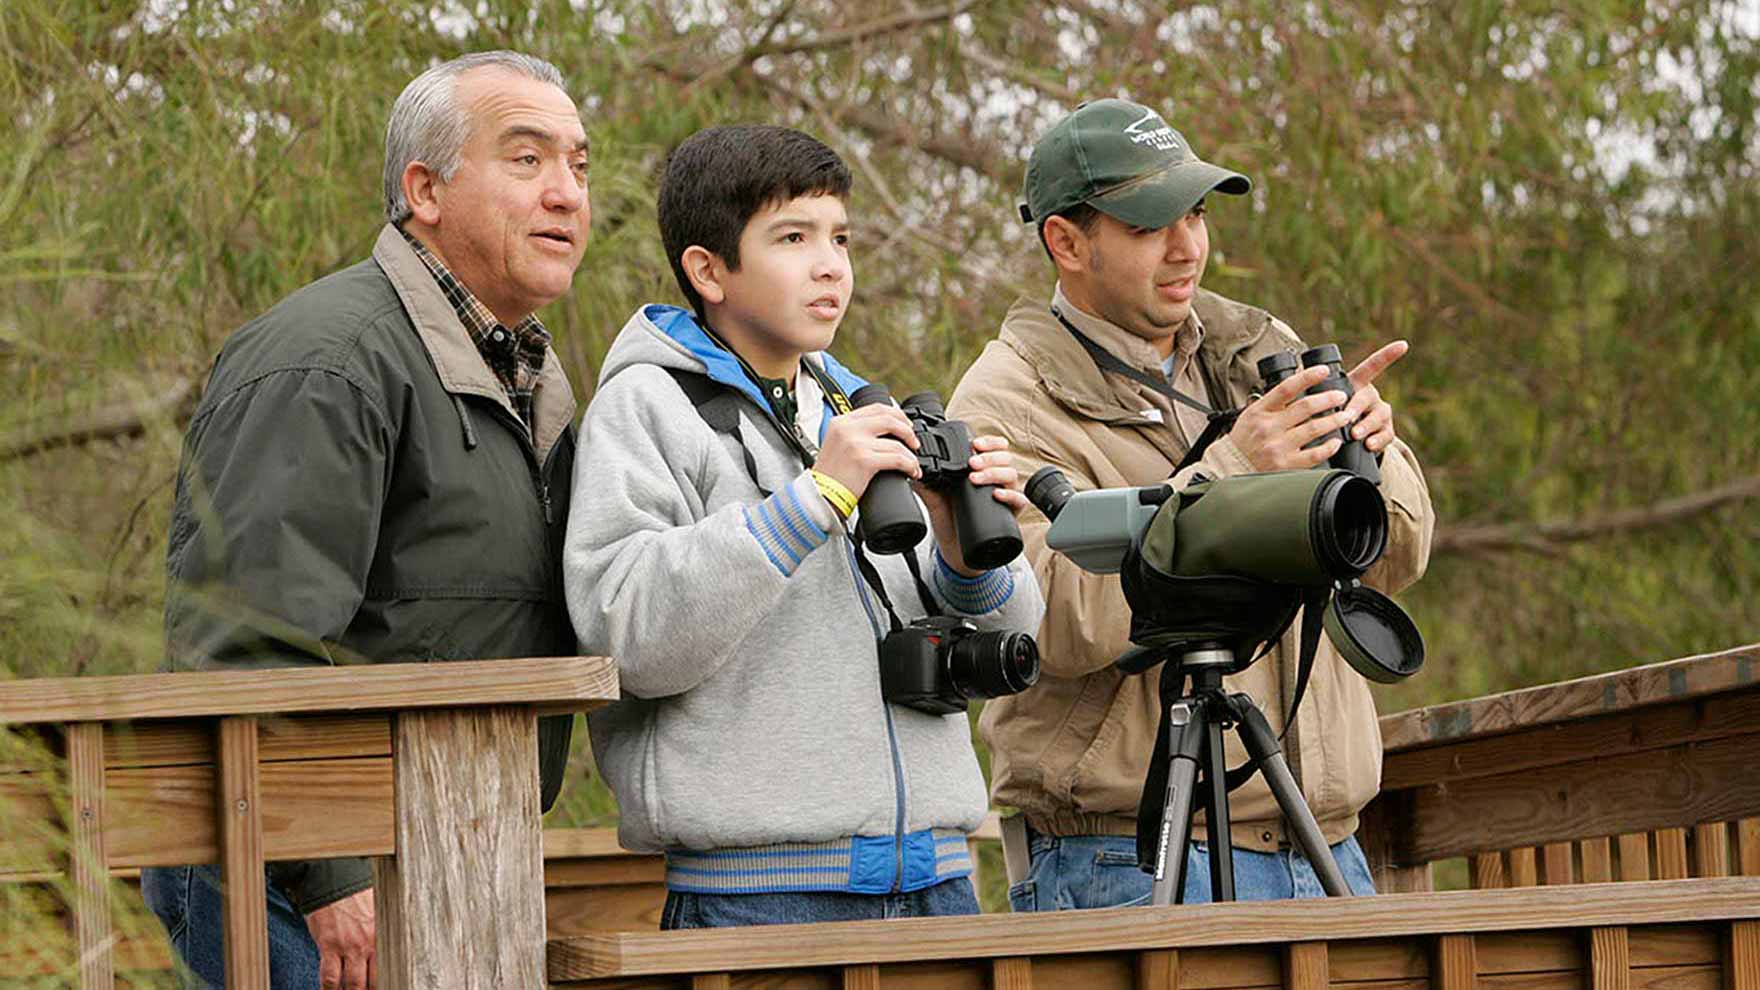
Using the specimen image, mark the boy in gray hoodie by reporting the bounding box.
[563,125,1045,928]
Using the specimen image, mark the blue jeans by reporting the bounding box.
[1007,829,1377,911]
[141,864,321,989]
[661,877,980,929]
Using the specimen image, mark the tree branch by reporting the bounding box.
[1434,473,1760,556]
[0,377,199,462]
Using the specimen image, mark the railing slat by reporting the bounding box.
[1136,949,1180,990]
[992,956,1033,990]
[1541,842,1575,885]
[1507,848,1538,887]
[1655,828,1690,880]
[1284,942,1327,990]
[1433,934,1475,990]
[217,716,269,990]
[1694,823,1731,878]
[1616,833,1651,882]
[67,723,113,990]
[1727,920,1759,990]
[1740,819,1760,877]
[1581,837,1613,883]
[1472,853,1505,889]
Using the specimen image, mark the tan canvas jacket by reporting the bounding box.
[947,288,1434,852]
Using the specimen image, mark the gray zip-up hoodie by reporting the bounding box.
[564,305,1044,895]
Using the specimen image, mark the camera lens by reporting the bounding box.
[1310,472,1388,579]
[945,631,1041,701]
[1025,466,1076,522]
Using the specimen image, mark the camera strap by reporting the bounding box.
[1051,306,1240,473]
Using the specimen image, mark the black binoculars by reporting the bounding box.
[1258,344,1379,483]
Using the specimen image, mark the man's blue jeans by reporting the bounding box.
[1007,829,1377,911]
[141,864,321,989]
[661,876,980,929]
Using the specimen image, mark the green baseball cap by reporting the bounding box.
[1020,98,1252,230]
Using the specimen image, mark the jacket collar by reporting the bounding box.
[373,224,577,462]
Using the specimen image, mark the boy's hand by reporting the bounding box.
[816,403,921,499]
[920,436,1029,576]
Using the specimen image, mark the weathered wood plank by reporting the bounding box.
[216,717,268,990]
[992,956,1033,990]
[1656,829,1690,881]
[0,656,616,724]
[545,885,666,936]
[1617,833,1651,882]
[689,975,729,990]
[1581,837,1614,883]
[1433,935,1475,990]
[1136,949,1179,990]
[1472,853,1506,890]
[1589,927,1629,990]
[1740,820,1760,877]
[546,878,1760,980]
[1693,824,1729,878]
[1727,920,1760,990]
[1283,942,1326,990]
[1399,735,1760,864]
[544,856,666,889]
[375,706,544,990]
[1507,848,1538,888]
[1377,643,1760,750]
[67,722,114,990]
[1541,843,1574,885]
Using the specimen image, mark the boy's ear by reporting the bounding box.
[680,245,727,306]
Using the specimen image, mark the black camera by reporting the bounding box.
[879,616,1041,715]
[1257,345,1380,483]
[849,385,1024,570]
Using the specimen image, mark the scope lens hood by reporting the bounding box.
[1323,582,1425,683]
[1311,472,1388,579]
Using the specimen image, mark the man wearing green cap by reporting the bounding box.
[947,99,1435,908]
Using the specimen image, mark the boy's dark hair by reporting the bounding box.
[658,124,853,318]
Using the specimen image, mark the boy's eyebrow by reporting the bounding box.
[763,214,850,233]
[497,124,591,155]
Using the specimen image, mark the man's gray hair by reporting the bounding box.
[383,51,567,223]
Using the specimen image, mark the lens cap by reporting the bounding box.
[1323,582,1424,683]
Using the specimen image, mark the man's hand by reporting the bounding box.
[1341,340,1408,454]
[814,403,921,499]
[1228,364,1353,472]
[920,435,1029,576]
[306,888,376,990]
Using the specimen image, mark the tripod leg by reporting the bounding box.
[1150,700,1207,907]
[1202,711,1235,902]
[1232,697,1353,896]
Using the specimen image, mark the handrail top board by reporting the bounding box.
[547,876,1760,980]
[0,656,619,725]
[1378,641,1759,751]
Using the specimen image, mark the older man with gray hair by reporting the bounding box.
[143,51,590,990]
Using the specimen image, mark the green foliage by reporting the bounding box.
[2,0,1757,920]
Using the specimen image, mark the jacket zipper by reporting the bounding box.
[469,398,562,528]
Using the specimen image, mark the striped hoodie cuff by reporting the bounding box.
[743,472,835,577]
[933,547,1016,614]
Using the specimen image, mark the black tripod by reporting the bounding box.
[1125,642,1352,905]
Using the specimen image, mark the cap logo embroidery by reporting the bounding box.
[1123,108,1182,152]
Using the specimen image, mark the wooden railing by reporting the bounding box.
[1359,642,1760,892]
[0,656,619,989]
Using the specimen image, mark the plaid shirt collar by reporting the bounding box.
[398,225,551,430]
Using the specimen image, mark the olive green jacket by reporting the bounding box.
[947,288,1434,852]
[163,225,579,913]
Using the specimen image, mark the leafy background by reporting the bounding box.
[3,0,1758,957]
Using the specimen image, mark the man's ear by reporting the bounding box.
[680,245,727,306]
[403,161,444,227]
[1041,216,1088,275]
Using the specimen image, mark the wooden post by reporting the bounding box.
[1588,926,1629,990]
[66,723,113,990]
[1726,920,1759,990]
[374,706,546,990]
[1284,942,1327,990]
[992,956,1033,990]
[841,963,880,990]
[217,716,270,990]
[1433,935,1475,990]
[1137,949,1180,990]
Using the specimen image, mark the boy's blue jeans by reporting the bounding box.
[1007,829,1377,911]
[661,876,980,928]
[141,864,321,989]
